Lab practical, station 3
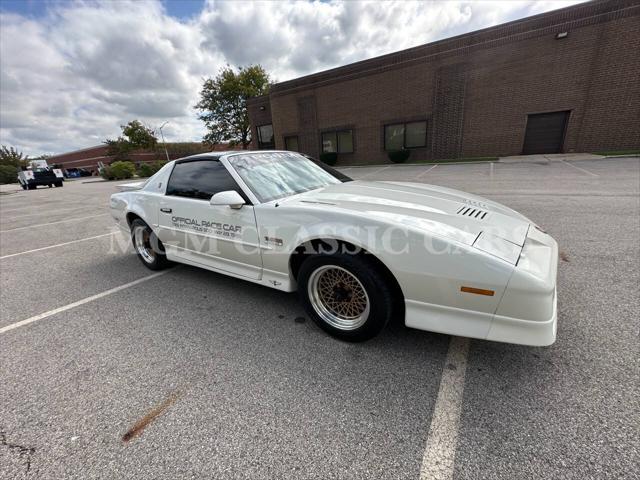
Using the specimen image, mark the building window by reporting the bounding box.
[384,121,427,150]
[256,124,274,149]
[284,135,299,152]
[321,129,354,153]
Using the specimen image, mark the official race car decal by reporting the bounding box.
[171,216,242,237]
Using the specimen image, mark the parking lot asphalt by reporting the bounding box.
[1,157,638,479]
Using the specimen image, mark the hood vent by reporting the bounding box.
[457,205,488,219]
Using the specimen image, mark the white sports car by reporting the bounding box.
[110,151,558,346]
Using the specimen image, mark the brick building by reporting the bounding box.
[47,143,234,174]
[247,0,640,165]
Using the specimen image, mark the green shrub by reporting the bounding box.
[594,149,640,156]
[388,150,411,164]
[320,152,338,166]
[107,161,136,180]
[137,163,154,178]
[0,164,18,184]
[137,160,166,178]
[100,166,114,180]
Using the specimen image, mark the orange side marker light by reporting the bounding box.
[461,286,495,296]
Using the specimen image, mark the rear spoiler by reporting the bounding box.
[117,181,145,192]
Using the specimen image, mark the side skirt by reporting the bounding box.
[165,246,295,292]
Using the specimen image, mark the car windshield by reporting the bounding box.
[227,152,351,203]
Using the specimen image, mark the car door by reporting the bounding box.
[157,159,262,279]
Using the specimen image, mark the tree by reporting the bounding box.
[106,120,158,159]
[0,145,28,168]
[0,145,28,184]
[195,65,270,149]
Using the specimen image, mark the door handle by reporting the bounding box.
[160,207,172,213]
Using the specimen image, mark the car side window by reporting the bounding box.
[166,160,248,202]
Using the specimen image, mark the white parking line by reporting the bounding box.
[0,232,118,260]
[0,213,109,232]
[0,205,106,221]
[420,336,470,480]
[0,203,64,214]
[0,271,170,334]
[359,166,390,178]
[560,160,598,177]
[417,165,438,179]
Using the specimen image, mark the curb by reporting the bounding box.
[338,160,496,168]
[337,155,638,168]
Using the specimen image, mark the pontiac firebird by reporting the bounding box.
[110,151,558,346]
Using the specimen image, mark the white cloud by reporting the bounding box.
[0,0,583,156]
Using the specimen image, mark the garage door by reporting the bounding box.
[522,111,570,155]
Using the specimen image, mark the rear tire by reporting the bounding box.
[55,181,63,187]
[297,253,393,342]
[130,219,169,270]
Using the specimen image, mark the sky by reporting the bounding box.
[0,0,584,156]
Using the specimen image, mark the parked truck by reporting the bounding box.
[18,160,64,190]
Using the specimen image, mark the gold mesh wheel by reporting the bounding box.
[308,265,370,331]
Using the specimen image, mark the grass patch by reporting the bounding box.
[594,150,640,156]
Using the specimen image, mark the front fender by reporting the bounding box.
[257,204,514,317]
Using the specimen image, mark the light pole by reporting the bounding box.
[158,121,170,162]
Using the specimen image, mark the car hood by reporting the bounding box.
[284,180,531,246]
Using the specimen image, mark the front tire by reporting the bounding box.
[297,253,393,342]
[131,219,169,270]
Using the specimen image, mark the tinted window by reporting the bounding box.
[284,135,299,151]
[321,129,353,153]
[384,124,404,151]
[321,131,337,152]
[405,121,427,148]
[337,130,353,153]
[384,121,427,150]
[166,161,245,201]
[257,124,275,149]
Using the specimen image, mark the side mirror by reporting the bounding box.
[210,190,245,209]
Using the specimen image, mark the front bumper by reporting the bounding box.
[404,226,559,347]
[487,227,559,346]
[486,286,557,346]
